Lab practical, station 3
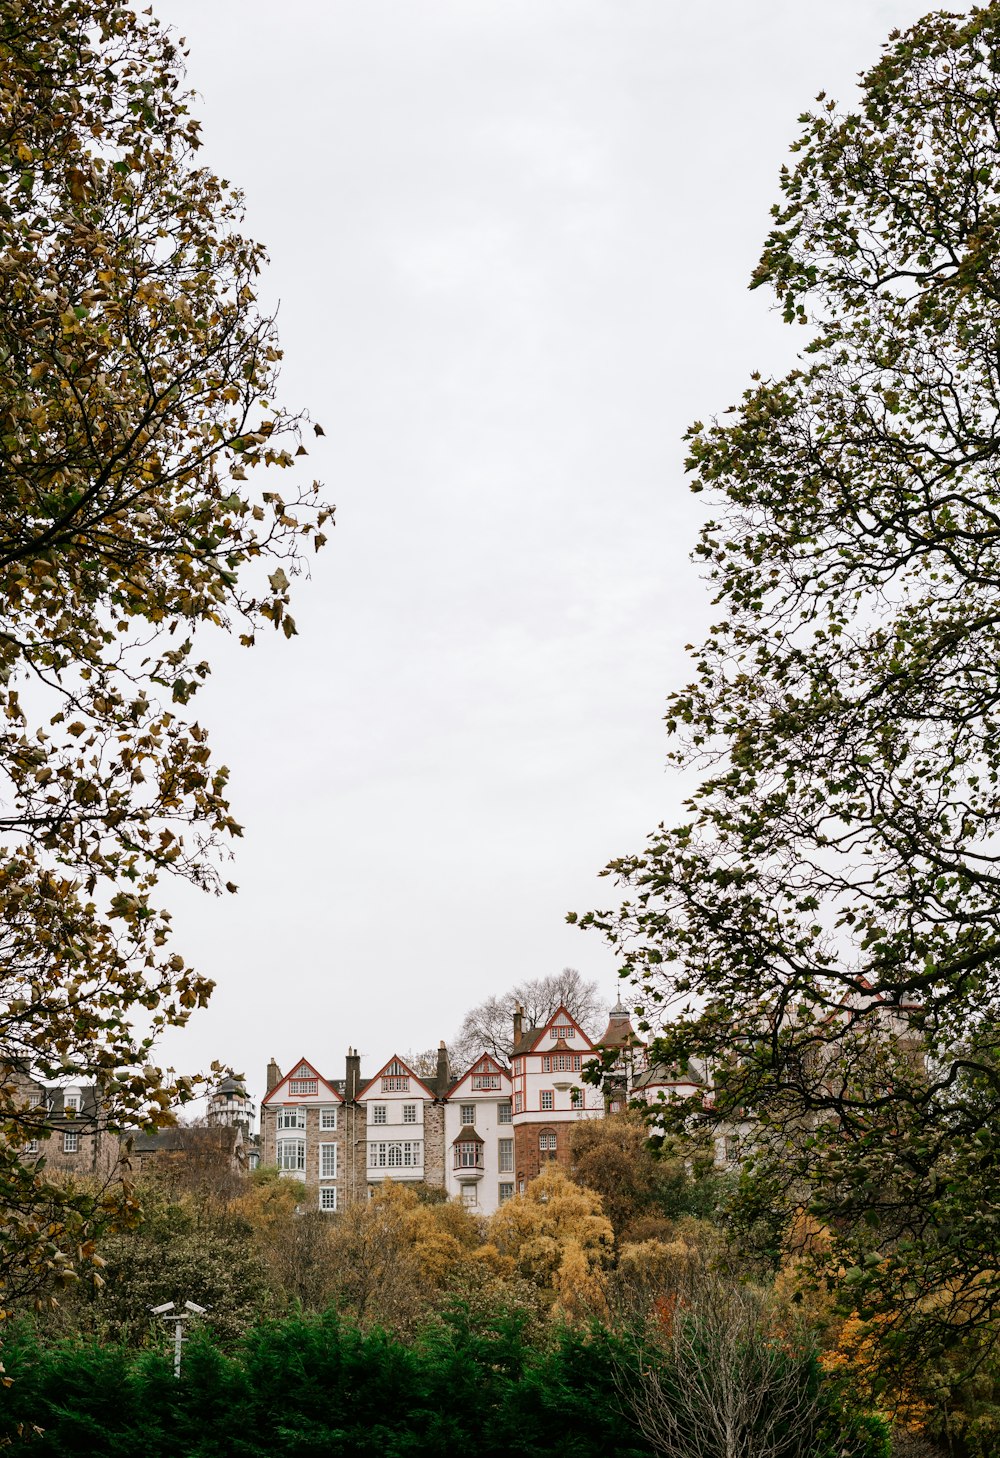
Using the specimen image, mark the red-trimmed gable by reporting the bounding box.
[261,1056,343,1106]
[524,1004,595,1055]
[447,1052,511,1099]
[357,1054,436,1101]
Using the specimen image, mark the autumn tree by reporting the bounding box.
[0,0,329,1308]
[574,4,1000,1372]
[450,968,606,1070]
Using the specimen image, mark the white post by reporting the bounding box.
[173,1316,183,1380]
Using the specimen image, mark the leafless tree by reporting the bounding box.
[619,1270,827,1458]
[450,968,608,1072]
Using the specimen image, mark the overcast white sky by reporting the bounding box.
[148,0,957,1108]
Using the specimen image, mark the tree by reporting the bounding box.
[573,5,1000,1372]
[0,0,330,1309]
[483,1167,614,1318]
[450,968,606,1069]
[619,1269,886,1458]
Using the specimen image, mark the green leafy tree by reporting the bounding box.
[0,0,330,1309]
[574,4,1000,1372]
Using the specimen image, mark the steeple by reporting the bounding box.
[597,995,644,1049]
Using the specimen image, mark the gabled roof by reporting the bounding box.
[452,1124,484,1143]
[512,1004,595,1057]
[447,1052,511,1099]
[357,1054,437,1101]
[261,1056,344,1106]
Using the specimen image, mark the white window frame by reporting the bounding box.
[278,1107,306,1130]
[498,1138,513,1173]
[277,1138,306,1172]
[499,1182,514,1204]
[402,1103,417,1124]
[63,1131,79,1153]
[540,1089,554,1111]
[460,1103,475,1126]
[320,1106,338,1129]
[319,1143,337,1178]
[319,1187,338,1211]
[372,1104,387,1125]
[498,1101,512,1124]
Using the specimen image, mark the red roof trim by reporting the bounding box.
[446,1051,511,1099]
[261,1055,344,1106]
[357,1053,436,1101]
[524,1004,595,1054]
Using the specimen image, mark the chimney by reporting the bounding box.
[436,1040,449,1097]
[266,1058,281,1093]
[345,1047,361,1102]
[512,1003,524,1048]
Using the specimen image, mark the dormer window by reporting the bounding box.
[64,1091,80,1113]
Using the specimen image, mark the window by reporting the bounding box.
[320,1143,338,1178]
[28,1090,41,1108]
[372,1104,387,1125]
[277,1139,305,1171]
[289,1078,317,1097]
[539,1131,557,1153]
[382,1060,409,1093]
[461,1185,478,1207]
[570,1087,582,1107]
[368,1141,422,1169]
[278,1107,305,1130]
[25,1139,38,1155]
[555,1054,574,1071]
[574,1054,582,1072]
[63,1131,79,1154]
[497,1101,512,1124]
[541,1055,551,1073]
[320,1107,338,1129]
[64,1092,80,1113]
[498,1182,514,1204]
[460,1103,475,1126]
[514,1092,523,1113]
[498,1138,513,1172]
[454,1140,482,1170]
[540,1090,554,1111]
[319,1187,338,1211]
[472,1073,500,1090]
[551,1025,572,1041]
[402,1104,417,1124]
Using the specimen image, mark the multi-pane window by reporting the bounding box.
[472,1073,500,1089]
[319,1187,338,1211]
[539,1131,557,1152]
[321,1107,338,1129]
[63,1131,79,1153]
[551,1025,572,1042]
[277,1138,305,1171]
[402,1104,417,1124]
[497,1102,512,1124]
[64,1092,80,1113]
[460,1103,475,1126]
[498,1138,513,1172]
[514,1092,523,1113]
[368,1141,422,1168]
[382,1061,409,1093]
[499,1183,514,1204]
[25,1140,38,1155]
[461,1185,478,1207]
[541,1055,551,1073]
[454,1140,482,1169]
[571,1088,582,1107]
[372,1105,387,1125]
[278,1108,306,1130]
[540,1090,554,1111]
[290,1078,317,1097]
[320,1143,337,1178]
[554,1054,576,1071]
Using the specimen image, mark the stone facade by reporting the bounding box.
[3,1065,121,1182]
[260,1003,651,1216]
